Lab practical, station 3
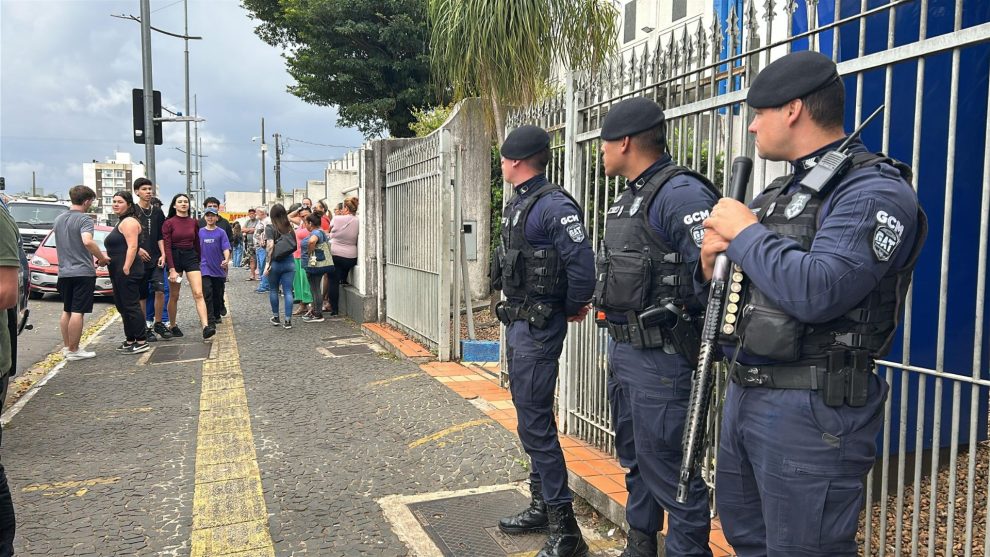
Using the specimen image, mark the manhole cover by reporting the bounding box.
[321,334,362,341]
[326,345,374,356]
[408,490,547,556]
[146,343,212,364]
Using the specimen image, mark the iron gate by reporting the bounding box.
[508,0,990,554]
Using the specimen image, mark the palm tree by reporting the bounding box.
[428,0,617,144]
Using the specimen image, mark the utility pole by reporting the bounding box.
[31,171,36,196]
[260,118,267,205]
[183,0,192,200]
[195,95,203,208]
[139,0,156,184]
[273,132,282,199]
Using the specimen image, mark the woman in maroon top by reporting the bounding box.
[162,194,214,339]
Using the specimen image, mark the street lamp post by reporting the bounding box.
[260,118,267,205]
[139,0,156,184]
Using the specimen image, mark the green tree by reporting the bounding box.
[427,0,617,144]
[242,0,446,138]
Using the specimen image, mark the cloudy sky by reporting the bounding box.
[0,0,367,204]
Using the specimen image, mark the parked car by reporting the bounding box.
[28,225,114,299]
[7,197,70,253]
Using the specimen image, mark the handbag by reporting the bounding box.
[307,232,334,270]
[270,229,296,261]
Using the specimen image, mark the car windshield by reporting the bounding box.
[8,203,68,228]
[42,229,109,251]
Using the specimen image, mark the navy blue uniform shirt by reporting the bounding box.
[604,155,720,322]
[702,138,920,364]
[511,175,596,316]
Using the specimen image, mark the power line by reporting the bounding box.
[151,0,183,14]
[283,136,359,149]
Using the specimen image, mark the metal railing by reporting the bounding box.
[508,1,990,554]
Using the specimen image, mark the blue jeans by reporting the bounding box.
[256,247,269,291]
[232,245,243,268]
[267,257,295,319]
[145,275,170,323]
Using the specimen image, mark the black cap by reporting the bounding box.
[600,97,666,141]
[500,125,551,160]
[747,51,841,108]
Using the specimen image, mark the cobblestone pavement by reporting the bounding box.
[3,272,530,555]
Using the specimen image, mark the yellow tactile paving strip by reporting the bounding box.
[190,317,275,557]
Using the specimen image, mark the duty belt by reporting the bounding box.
[605,321,668,350]
[728,348,875,408]
[495,300,560,329]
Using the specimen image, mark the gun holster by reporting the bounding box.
[494,300,556,330]
[822,348,872,408]
[659,301,701,364]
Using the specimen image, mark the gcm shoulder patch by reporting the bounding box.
[566,222,586,243]
[872,225,900,262]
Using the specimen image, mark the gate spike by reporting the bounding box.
[710,13,724,60]
[695,20,708,65]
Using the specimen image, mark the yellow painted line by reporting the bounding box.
[190,315,275,557]
[368,372,421,387]
[407,418,494,449]
[22,476,120,493]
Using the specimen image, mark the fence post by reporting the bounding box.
[559,70,580,434]
[438,129,454,361]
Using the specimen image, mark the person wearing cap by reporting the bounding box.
[198,207,231,328]
[243,208,260,280]
[595,97,718,557]
[491,124,595,557]
[699,50,926,555]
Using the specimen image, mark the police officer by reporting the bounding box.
[595,97,718,557]
[700,51,927,556]
[492,125,596,557]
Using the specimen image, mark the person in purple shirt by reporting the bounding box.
[198,208,231,328]
[699,51,926,556]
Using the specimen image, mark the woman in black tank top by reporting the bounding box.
[106,192,149,354]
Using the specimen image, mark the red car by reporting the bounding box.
[28,225,114,298]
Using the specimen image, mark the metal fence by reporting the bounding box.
[384,130,454,359]
[508,0,990,554]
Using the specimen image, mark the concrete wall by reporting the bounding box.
[443,97,492,302]
[224,191,265,212]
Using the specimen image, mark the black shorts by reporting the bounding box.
[57,276,96,314]
[142,264,165,296]
[171,248,200,274]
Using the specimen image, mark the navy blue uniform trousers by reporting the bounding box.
[607,340,712,556]
[716,373,888,556]
[506,314,572,505]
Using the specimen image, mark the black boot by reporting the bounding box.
[499,481,549,534]
[620,528,658,557]
[536,503,589,557]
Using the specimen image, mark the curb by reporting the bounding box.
[361,323,434,364]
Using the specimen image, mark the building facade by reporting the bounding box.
[82,152,146,224]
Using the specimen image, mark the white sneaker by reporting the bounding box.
[65,349,96,361]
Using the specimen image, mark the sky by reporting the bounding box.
[0,0,368,205]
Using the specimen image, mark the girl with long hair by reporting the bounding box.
[263,204,297,328]
[105,191,149,353]
[162,193,214,339]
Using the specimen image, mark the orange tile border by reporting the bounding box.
[585,475,625,495]
[564,446,607,462]
[566,460,601,478]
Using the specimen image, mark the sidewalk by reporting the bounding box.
[364,322,737,557]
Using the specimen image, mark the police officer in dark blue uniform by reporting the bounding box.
[700,51,927,556]
[595,97,718,557]
[492,125,596,557]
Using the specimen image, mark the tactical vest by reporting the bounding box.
[492,180,574,302]
[725,153,928,362]
[594,164,719,316]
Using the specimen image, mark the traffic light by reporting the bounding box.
[132,88,163,146]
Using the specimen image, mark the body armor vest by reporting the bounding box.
[492,180,575,302]
[726,153,928,362]
[595,164,718,317]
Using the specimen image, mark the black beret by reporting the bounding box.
[601,97,665,141]
[747,51,841,108]
[500,125,551,160]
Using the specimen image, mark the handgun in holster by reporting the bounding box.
[648,300,701,363]
[494,301,511,326]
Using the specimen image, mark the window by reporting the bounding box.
[115,170,124,178]
[672,0,687,21]
[624,0,636,43]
